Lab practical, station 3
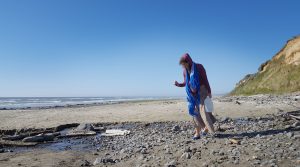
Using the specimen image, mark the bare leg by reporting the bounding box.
[199,104,215,133]
[193,106,205,136]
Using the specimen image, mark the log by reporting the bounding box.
[2,134,29,141]
[64,130,96,137]
[0,140,37,147]
[22,133,55,142]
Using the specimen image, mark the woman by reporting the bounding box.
[174,53,216,139]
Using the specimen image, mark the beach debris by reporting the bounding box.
[22,133,56,142]
[0,139,37,147]
[101,129,130,136]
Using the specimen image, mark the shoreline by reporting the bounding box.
[0,98,183,111]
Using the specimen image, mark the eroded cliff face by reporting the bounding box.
[232,36,300,95]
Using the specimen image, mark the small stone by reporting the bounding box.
[181,152,191,159]
[286,132,293,138]
[0,149,5,153]
[80,160,91,166]
[165,148,171,154]
[293,135,300,139]
[164,160,176,167]
[292,121,300,127]
[233,159,239,164]
[220,117,229,122]
[141,148,148,154]
[289,147,296,151]
[172,125,180,131]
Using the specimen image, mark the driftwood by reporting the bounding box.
[22,133,57,142]
[0,140,37,147]
[64,130,96,137]
[2,134,29,141]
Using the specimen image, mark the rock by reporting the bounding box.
[164,160,176,167]
[80,160,91,166]
[93,158,117,165]
[289,147,296,151]
[181,152,191,159]
[286,132,293,138]
[293,134,300,139]
[172,125,180,131]
[184,147,192,153]
[141,148,148,154]
[292,121,300,127]
[0,149,5,153]
[220,117,229,122]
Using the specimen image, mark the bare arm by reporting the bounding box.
[175,70,186,87]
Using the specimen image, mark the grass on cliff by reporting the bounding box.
[231,57,300,95]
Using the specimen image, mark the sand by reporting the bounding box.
[0,95,299,167]
[0,97,298,130]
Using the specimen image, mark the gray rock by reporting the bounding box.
[220,117,229,122]
[181,152,191,159]
[292,121,300,127]
[164,160,176,167]
[286,132,293,138]
[80,160,91,166]
[172,125,180,131]
[141,148,148,154]
[93,158,117,165]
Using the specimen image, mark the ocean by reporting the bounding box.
[0,97,181,110]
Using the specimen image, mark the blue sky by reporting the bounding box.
[0,0,299,97]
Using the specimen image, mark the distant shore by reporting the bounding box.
[0,98,183,111]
